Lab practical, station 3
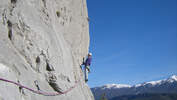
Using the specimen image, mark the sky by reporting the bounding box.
[87,0,177,88]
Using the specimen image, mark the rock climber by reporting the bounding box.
[83,52,92,82]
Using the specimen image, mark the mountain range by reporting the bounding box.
[91,75,177,100]
[110,93,177,100]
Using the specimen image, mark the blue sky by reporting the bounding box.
[87,0,177,87]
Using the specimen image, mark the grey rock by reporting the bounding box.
[0,0,94,100]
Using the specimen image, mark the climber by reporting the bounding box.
[82,52,92,82]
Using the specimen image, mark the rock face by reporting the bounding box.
[0,0,94,100]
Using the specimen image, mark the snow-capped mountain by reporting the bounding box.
[167,75,177,82]
[134,75,177,87]
[101,84,131,89]
[91,75,177,100]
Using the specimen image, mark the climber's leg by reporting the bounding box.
[85,66,89,82]
[84,66,87,82]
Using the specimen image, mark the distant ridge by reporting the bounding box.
[91,75,177,100]
[110,93,177,100]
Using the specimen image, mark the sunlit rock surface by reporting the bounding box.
[0,0,94,100]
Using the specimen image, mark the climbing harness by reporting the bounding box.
[0,77,79,96]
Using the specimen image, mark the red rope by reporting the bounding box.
[0,77,79,96]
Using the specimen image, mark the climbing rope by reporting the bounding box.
[0,77,79,96]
